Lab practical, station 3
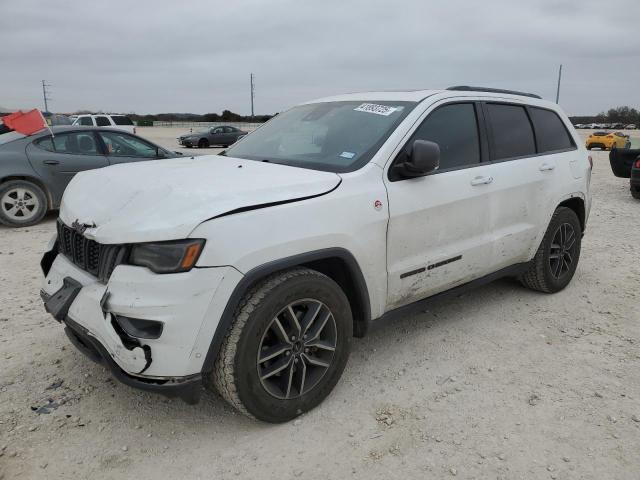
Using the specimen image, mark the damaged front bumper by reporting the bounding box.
[40,248,243,403]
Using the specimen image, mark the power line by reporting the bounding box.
[42,80,52,113]
[250,73,255,118]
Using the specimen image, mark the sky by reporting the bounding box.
[1,0,639,116]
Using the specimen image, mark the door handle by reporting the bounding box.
[539,163,555,171]
[43,160,60,165]
[470,175,493,186]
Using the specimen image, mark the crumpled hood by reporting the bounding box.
[59,155,341,244]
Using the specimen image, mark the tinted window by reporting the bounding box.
[529,107,574,152]
[111,115,134,126]
[224,127,234,133]
[212,127,224,134]
[486,104,536,160]
[34,137,55,152]
[99,131,157,158]
[409,103,480,170]
[52,132,99,155]
[79,117,93,126]
[95,116,111,127]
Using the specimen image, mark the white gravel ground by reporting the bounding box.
[0,130,639,480]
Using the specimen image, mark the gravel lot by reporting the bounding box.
[1,130,639,480]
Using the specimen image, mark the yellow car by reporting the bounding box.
[585,131,628,150]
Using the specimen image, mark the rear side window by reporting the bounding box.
[34,137,55,152]
[529,108,574,152]
[95,116,111,127]
[78,116,93,126]
[111,115,134,126]
[409,103,481,170]
[486,104,536,160]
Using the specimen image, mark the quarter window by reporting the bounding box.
[408,103,481,170]
[95,116,111,127]
[486,104,536,160]
[78,117,93,126]
[529,107,574,153]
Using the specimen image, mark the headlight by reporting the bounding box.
[129,239,205,274]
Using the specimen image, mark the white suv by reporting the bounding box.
[40,87,592,422]
[72,114,136,134]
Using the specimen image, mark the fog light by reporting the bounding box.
[114,315,163,339]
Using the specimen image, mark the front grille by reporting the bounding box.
[56,220,127,283]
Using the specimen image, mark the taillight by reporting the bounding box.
[635,159,640,169]
[588,155,593,170]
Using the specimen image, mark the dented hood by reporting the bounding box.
[59,155,341,243]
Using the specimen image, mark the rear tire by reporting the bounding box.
[631,186,640,200]
[209,267,352,423]
[198,138,209,148]
[519,207,581,293]
[0,180,47,227]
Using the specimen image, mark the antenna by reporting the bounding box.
[42,80,52,113]
[250,73,255,119]
[555,64,562,104]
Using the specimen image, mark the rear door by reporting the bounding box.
[480,103,572,270]
[25,131,109,204]
[384,101,496,309]
[96,130,161,164]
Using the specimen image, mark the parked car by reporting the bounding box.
[0,126,181,227]
[625,124,637,130]
[612,123,625,129]
[609,147,640,198]
[585,131,627,150]
[40,87,591,422]
[72,114,136,134]
[178,125,247,148]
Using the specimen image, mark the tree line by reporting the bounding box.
[569,106,639,125]
[129,110,274,123]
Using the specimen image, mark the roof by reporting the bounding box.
[305,87,554,108]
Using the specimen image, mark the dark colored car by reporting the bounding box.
[0,126,182,227]
[609,147,640,199]
[178,125,247,148]
[631,158,640,199]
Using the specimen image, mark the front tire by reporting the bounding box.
[0,180,47,227]
[519,207,582,293]
[198,138,209,148]
[210,268,352,423]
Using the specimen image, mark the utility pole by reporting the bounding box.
[555,64,562,104]
[42,80,52,113]
[250,73,255,119]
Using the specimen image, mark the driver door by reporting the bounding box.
[384,102,495,309]
[97,131,161,164]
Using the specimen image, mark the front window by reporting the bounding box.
[224,101,415,172]
[98,131,157,158]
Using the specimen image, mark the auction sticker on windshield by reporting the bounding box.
[354,103,399,116]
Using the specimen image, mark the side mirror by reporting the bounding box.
[395,140,440,178]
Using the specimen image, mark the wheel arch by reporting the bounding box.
[0,175,54,209]
[200,248,371,375]
[557,196,585,231]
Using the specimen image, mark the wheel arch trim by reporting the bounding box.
[200,247,371,375]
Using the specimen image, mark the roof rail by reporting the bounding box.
[446,86,542,100]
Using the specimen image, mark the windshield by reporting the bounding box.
[224,101,415,172]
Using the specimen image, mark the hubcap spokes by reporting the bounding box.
[1,188,39,220]
[257,299,337,399]
[549,222,576,279]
